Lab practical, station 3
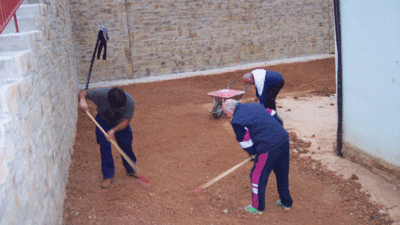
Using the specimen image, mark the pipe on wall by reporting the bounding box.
[333,0,343,156]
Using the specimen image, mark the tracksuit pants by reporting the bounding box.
[250,139,292,211]
[264,80,285,110]
[95,114,137,179]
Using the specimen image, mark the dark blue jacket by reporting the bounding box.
[231,103,288,155]
[256,70,284,105]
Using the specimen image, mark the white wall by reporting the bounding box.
[340,0,400,166]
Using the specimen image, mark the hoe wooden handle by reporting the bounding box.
[199,157,252,190]
[85,110,141,174]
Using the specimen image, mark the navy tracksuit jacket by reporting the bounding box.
[255,70,284,107]
[231,103,293,211]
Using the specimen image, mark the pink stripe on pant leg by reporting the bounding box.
[243,128,251,141]
[251,152,269,209]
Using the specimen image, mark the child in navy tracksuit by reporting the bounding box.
[223,100,293,214]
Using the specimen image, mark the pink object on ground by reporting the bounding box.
[193,187,205,193]
[207,79,249,119]
[137,175,151,187]
[207,89,245,100]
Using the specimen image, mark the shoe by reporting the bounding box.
[101,178,113,189]
[127,171,140,179]
[276,200,291,210]
[243,205,263,215]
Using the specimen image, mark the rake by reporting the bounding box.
[85,110,151,187]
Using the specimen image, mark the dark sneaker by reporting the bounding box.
[243,205,263,215]
[128,171,140,179]
[276,200,291,210]
[101,178,113,189]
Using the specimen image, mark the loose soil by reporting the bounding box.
[64,58,393,224]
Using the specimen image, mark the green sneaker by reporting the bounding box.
[276,200,291,210]
[243,205,263,215]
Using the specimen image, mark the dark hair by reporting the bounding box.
[108,87,127,108]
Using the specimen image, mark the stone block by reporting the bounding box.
[127,1,140,8]
[125,64,133,76]
[0,146,10,185]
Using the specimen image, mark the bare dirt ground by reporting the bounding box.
[63,58,395,224]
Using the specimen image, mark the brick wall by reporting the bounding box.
[71,0,334,84]
[0,0,78,224]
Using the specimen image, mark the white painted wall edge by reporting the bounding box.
[80,54,335,89]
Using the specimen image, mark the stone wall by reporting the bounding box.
[71,0,335,84]
[70,0,131,84]
[0,0,78,224]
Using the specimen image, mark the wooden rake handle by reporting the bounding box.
[199,157,252,190]
[85,110,141,174]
